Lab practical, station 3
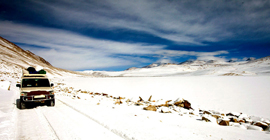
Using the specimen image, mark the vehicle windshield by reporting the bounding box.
[22,79,50,87]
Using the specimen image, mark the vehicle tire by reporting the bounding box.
[20,101,26,109]
[47,99,55,107]
[16,99,21,109]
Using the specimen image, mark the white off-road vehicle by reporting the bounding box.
[16,67,55,109]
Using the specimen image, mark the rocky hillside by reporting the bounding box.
[0,36,82,77]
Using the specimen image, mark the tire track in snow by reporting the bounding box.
[38,103,85,139]
[56,98,130,140]
[37,99,124,140]
[34,107,60,140]
[17,107,59,140]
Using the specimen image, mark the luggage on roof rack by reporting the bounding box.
[38,69,46,74]
[27,67,37,74]
[23,67,47,76]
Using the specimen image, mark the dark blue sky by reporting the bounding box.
[0,0,270,71]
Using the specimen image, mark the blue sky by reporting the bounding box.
[0,0,269,71]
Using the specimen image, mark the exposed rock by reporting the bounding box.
[183,100,193,110]
[117,96,125,100]
[135,102,144,106]
[253,122,269,131]
[102,93,108,96]
[138,96,144,102]
[157,100,173,107]
[165,100,172,107]
[212,115,220,119]
[226,112,237,117]
[203,110,212,115]
[222,73,242,76]
[202,116,211,122]
[148,95,152,102]
[238,119,245,123]
[126,99,131,103]
[143,105,157,111]
[202,115,217,123]
[115,99,122,105]
[161,110,172,113]
[245,57,256,61]
[174,100,184,107]
[219,120,230,126]
[230,117,239,123]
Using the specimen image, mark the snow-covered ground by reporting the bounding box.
[0,76,124,140]
[60,76,270,119]
[1,73,270,139]
[53,75,270,140]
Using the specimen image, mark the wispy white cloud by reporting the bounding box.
[155,50,229,61]
[0,21,164,70]
[0,21,230,70]
[29,0,237,45]
[29,0,270,46]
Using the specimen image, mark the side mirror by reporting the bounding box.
[16,84,21,88]
[51,83,54,87]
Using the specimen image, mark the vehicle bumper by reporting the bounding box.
[20,95,55,102]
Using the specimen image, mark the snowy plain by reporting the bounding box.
[1,73,270,139]
[61,76,270,119]
[52,75,270,140]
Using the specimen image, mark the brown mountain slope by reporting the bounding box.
[0,36,82,76]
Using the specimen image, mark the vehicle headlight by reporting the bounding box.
[21,92,28,96]
[49,91,54,95]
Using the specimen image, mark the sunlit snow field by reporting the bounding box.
[62,76,270,119]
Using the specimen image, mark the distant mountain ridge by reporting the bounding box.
[98,55,270,77]
[138,57,261,69]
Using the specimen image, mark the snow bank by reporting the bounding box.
[0,81,10,90]
[0,78,18,140]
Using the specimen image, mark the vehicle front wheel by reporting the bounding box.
[16,99,21,109]
[20,101,26,109]
[47,100,55,107]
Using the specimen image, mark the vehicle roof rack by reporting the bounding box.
[22,74,47,77]
[22,67,47,77]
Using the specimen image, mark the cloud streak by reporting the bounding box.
[0,21,230,70]
[0,21,165,70]
[1,0,269,70]
[29,0,270,45]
